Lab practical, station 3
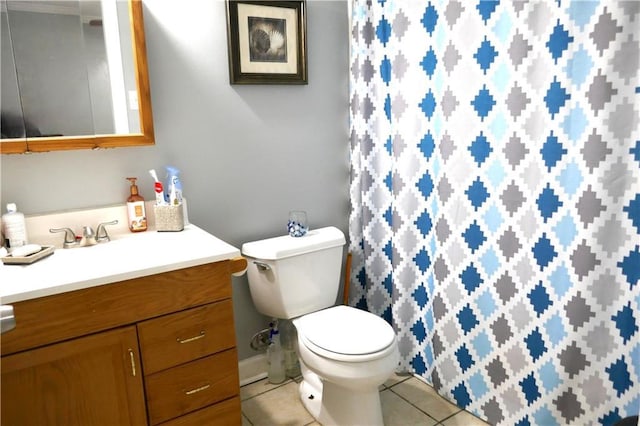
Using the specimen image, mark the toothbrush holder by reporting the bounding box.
[154,204,184,232]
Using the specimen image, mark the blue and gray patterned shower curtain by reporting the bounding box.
[348,1,639,424]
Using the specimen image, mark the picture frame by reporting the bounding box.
[226,0,307,84]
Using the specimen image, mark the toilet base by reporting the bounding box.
[320,380,383,426]
[298,369,384,426]
[298,374,322,419]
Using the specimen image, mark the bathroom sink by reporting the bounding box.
[0,223,241,304]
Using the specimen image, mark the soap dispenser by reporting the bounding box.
[126,177,147,232]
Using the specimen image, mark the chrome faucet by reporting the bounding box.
[50,220,118,248]
[80,226,97,247]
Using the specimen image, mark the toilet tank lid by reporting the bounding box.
[242,226,346,260]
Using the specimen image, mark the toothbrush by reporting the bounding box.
[149,169,166,205]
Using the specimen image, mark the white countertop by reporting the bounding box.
[0,224,241,304]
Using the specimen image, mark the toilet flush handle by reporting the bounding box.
[254,261,271,271]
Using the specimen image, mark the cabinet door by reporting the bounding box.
[1,326,147,426]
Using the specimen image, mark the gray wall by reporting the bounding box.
[0,0,350,361]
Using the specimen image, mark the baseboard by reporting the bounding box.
[238,353,268,386]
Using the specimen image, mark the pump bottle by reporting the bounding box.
[267,325,286,384]
[165,166,183,205]
[126,177,147,232]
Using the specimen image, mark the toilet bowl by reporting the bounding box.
[293,305,399,426]
[242,227,399,426]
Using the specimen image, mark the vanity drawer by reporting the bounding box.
[138,300,235,374]
[159,396,241,426]
[145,348,239,425]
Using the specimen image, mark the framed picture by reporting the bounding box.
[226,1,307,84]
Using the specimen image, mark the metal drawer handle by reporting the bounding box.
[185,383,210,395]
[176,330,205,344]
[128,349,136,377]
[1,305,16,334]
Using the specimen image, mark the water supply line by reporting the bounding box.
[250,327,271,351]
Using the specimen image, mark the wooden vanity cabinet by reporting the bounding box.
[0,258,246,426]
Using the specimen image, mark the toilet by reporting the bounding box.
[242,227,399,426]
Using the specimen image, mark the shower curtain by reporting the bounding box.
[348,1,639,424]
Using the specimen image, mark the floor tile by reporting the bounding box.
[389,377,461,422]
[242,413,252,426]
[241,374,490,426]
[241,378,291,401]
[383,371,412,388]
[441,409,491,426]
[381,389,439,426]
[242,381,314,426]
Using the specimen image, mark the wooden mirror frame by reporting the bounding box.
[1,0,154,154]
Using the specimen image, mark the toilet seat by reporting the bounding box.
[296,305,396,363]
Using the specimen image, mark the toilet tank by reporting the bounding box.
[242,227,346,319]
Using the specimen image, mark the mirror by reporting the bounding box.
[0,0,154,154]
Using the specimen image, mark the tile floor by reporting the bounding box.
[241,373,491,426]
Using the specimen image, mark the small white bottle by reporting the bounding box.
[2,203,27,250]
[267,329,286,384]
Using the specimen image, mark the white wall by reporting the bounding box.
[0,0,350,360]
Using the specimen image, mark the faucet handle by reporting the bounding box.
[96,220,118,243]
[49,227,78,248]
